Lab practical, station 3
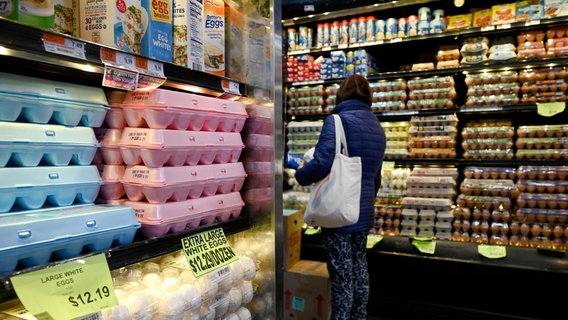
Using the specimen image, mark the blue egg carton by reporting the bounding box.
[0,72,109,127]
[0,165,103,213]
[0,122,100,167]
[0,204,140,276]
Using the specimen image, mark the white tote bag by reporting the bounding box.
[303,114,362,228]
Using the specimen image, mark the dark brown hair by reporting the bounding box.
[335,74,372,107]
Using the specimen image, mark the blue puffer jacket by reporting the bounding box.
[295,98,387,233]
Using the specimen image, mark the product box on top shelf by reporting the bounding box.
[0,72,109,127]
[79,0,144,55]
[225,0,246,82]
[141,0,173,63]
[544,0,568,18]
[283,260,331,320]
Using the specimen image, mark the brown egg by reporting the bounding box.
[510,222,520,234]
[542,224,552,237]
[531,224,542,236]
[520,236,530,247]
[520,223,531,235]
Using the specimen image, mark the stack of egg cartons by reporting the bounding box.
[114,88,248,238]
[373,167,411,236]
[401,166,457,239]
[241,103,274,214]
[0,72,140,275]
[408,114,458,159]
[382,121,410,159]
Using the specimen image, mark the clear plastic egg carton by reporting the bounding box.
[402,197,452,211]
[287,131,320,141]
[406,176,456,188]
[0,122,99,167]
[121,89,247,132]
[0,204,139,276]
[286,121,323,132]
[372,90,407,102]
[119,128,244,168]
[385,131,409,139]
[456,194,512,210]
[516,137,568,149]
[462,138,514,150]
[517,124,568,138]
[371,100,406,112]
[411,166,459,179]
[121,162,246,203]
[0,72,109,127]
[517,179,568,193]
[128,192,244,239]
[406,187,456,199]
[369,79,407,92]
[409,125,457,137]
[516,193,568,209]
[515,208,568,224]
[0,165,103,213]
[516,149,568,160]
[409,136,456,149]
[463,149,514,160]
[517,165,568,180]
[460,179,519,197]
[464,166,517,179]
[406,98,455,110]
[97,164,126,200]
[461,126,514,139]
[409,148,456,159]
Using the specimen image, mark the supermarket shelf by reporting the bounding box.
[0,18,258,98]
[0,215,252,303]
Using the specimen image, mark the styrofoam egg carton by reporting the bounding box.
[93,128,124,165]
[0,72,109,127]
[0,122,99,167]
[242,161,273,190]
[118,128,244,168]
[127,192,244,238]
[97,164,126,200]
[242,187,273,213]
[121,162,247,203]
[0,204,139,276]
[242,134,273,162]
[0,165,103,213]
[243,104,273,135]
[121,89,247,132]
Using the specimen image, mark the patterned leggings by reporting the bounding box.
[323,231,370,320]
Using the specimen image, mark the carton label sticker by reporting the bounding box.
[291,296,306,312]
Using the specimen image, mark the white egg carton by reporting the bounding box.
[118,127,244,168]
[121,88,247,132]
[411,166,459,179]
[0,122,99,167]
[0,204,139,276]
[406,187,456,199]
[402,197,453,211]
[121,162,247,203]
[127,192,244,238]
[0,72,109,127]
[406,176,456,188]
[0,165,103,213]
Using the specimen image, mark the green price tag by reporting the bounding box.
[478,244,507,259]
[382,161,395,171]
[181,228,239,277]
[537,102,565,117]
[366,234,383,249]
[10,254,118,320]
[304,226,321,235]
[411,239,436,254]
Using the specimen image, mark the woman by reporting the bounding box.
[295,74,386,319]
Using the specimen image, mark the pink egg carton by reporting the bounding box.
[121,162,247,203]
[119,127,244,167]
[121,89,247,132]
[243,187,273,213]
[243,161,273,189]
[126,192,244,238]
[97,164,126,200]
[242,134,273,162]
[243,104,273,135]
[93,128,124,165]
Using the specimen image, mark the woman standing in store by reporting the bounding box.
[295,74,387,319]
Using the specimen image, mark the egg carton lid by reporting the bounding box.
[118,128,244,148]
[122,89,247,116]
[0,165,102,188]
[0,72,108,106]
[0,122,98,146]
[121,162,246,186]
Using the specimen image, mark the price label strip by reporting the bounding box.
[10,254,118,320]
[478,244,507,259]
[218,79,242,100]
[42,33,86,60]
[181,228,239,277]
[102,65,138,91]
[411,238,436,254]
[135,56,167,90]
[366,234,383,249]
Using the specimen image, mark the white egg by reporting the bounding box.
[125,291,153,320]
[230,260,244,286]
[196,276,218,303]
[178,283,202,312]
[142,273,161,288]
[199,304,216,320]
[179,270,197,284]
[223,312,240,320]
[240,281,254,304]
[161,266,180,279]
[240,256,256,281]
[181,310,200,320]
[227,288,243,313]
[236,307,252,320]
[161,277,179,291]
[212,293,230,318]
[142,262,161,274]
[156,290,185,320]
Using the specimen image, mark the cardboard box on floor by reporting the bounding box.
[283,260,331,320]
[284,209,302,270]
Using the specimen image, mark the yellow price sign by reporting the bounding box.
[411,239,436,254]
[382,161,395,171]
[304,226,321,235]
[537,102,565,117]
[181,228,239,277]
[366,234,383,249]
[10,254,117,320]
[478,244,507,259]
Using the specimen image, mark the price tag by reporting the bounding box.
[537,102,565,117]
[366,234,383,249]
[100,48,136,70]
[411,239,436,254]
[481,25,495,32]
[525,20,540,26]
[10,254,118,320]
[390,38,402,43]
[181,228,239,277]
[137,73,167,90]
[219,79,241,100]
[496,23,511,30]
[382,161,395,171]
[478,244,506,259]
[134,57,165,77]
[43,33,86,60]
[304,226,321,235]
[338,44,348,49]
[102,65,138,91]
